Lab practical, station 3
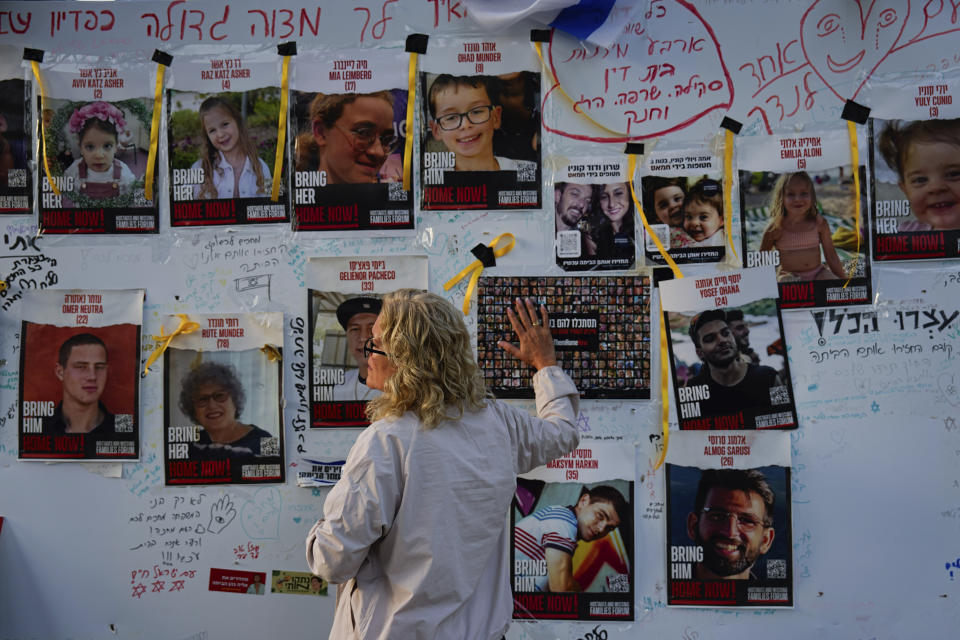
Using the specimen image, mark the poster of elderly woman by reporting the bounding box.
[163,312,284,485]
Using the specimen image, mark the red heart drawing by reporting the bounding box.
[800,0,910,101]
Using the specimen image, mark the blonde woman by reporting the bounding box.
[306,290,579,640]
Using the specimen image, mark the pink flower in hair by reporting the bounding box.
[68,101,126,135]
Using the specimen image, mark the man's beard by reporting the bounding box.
[695,530,759,577]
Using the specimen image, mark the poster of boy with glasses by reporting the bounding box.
[163,312,284,485]
[419,38,541,210]
[639,147,729,265]
[666,430,793,607]
[167,51,289,227]
[290,49,413,232]
[305,256,427,428]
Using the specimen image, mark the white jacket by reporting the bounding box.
[306,366,579,640]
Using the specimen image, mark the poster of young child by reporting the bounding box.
[167,51,288,227]
[639,146,727,265]
[666,430,793,608]
[660,267,797,430]
[476,275,651,399]
[552,158,636,271]
[18,289,142,460]
[0,49,30,215]
[291,49,412,233]
[163,312,284,485]
[420,37,541,211]
[868,76,960,261]
[306,256,428,427]
[37,55,159,233]
[512,440,634,621]
[738,129,871,308]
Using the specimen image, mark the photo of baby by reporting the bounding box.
[41,99,151,208]
[640,175,726,264]
[876,118,960,232]
[872,117,960,261]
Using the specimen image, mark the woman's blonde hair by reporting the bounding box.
[365,289,488,429]
[764,171,818,237]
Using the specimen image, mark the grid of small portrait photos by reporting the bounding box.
[476,276,651,399]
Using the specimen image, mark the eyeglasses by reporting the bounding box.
[362,337,390,359]
[192,390,231,408]
[700,508,769,532]
[433,105,495,131]
[333,123,399,154]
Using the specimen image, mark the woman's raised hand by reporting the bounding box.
[497,297,557,371]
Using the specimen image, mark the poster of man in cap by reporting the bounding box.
[305,256,427,427]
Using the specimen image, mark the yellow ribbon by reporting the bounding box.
[144,62,166,201]
[402,52,418,192]
[443,232,516,315]
[533,40,624,138]
[30,61,59,197]
[260,344,282,361]
[0,280,7,292]
[723,129,739,262]
[627,154,683,279]
[652,300,670,471]
[143,314,201,375]
[271,54,292,202]
[844,120,862,289]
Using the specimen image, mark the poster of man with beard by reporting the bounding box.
[666,431,792,607]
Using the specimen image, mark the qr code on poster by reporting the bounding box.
[133,188,148,207]
[557,230,582,258]
[766,559,787,579]
[387,182,408,202]
[8,169,26,188]
[645,224,670,251]
[606,573,630,592]
[115,414,134,433]
[516,162,536,182]
[769,385,789,405]
[260,437,279,456]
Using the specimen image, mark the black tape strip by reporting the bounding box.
[530,29,552,42]
[624,143,644,155]
[22,48,43,63]
[841,100,870,124]
[277,42,297,56]
[720,116,743,134]
[652,266,675,286]
[471,243,496,268]
[406,34,428,54]
[152,50,173,67]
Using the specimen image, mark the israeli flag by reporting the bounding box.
[466,0,634,46]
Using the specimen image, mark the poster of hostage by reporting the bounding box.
[639,147,727,265]
[0,53,31,215]
[666,430,793,608]
[167,51,288,227]
[290,49,412,233]
[163,312,284,485]
[512,440,634,621]
[738,129,871,308]
[660,266,797,430]
[37,54,160,233]
[867,76,960,260]
[420,37,541,211]
[306,256,428,427]
[476,275,651,399]
[18,289,143,460]
[553,158,636,271]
